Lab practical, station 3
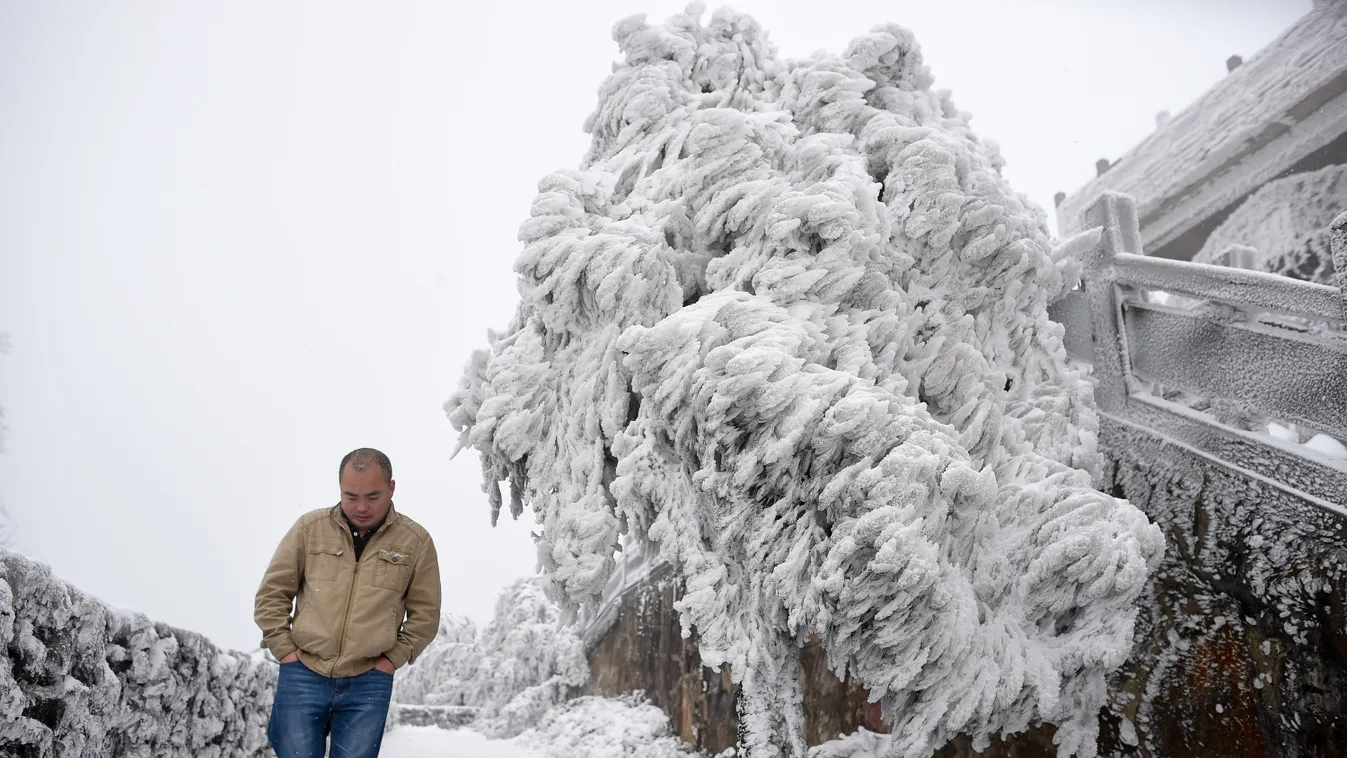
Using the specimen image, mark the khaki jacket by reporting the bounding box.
[254,503,441,678]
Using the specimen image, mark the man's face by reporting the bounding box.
[339,462,395,532]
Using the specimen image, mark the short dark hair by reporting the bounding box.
[339,448,393,485]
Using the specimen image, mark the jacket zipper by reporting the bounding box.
[333,561,359,675]
[330,514,393,677]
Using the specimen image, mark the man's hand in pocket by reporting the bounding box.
[279,652,299,664]
[373,656,395,675]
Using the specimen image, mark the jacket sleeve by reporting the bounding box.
[385,534,441,669]
[254,517,306,661]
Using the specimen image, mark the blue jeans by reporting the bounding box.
[268,660,394,758]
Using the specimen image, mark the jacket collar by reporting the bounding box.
[330,502,399,535]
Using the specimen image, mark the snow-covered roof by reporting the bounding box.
[1057,3,1347,254]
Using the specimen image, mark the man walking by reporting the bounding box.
[255,448,441,757]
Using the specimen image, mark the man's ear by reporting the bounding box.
[388,479,396,496]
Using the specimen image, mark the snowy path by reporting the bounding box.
[380,726,542,758]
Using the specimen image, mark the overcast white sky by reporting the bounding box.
[0,0,1309,652]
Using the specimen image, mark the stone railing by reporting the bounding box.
[0,549,276,758]
[1050,194,1347,510]
[391,704,479,729]
[1038,195,1347,756]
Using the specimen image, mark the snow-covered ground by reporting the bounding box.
[381,726,540,758]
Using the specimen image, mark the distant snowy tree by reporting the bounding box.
[447,6,1164,757]
[391,612,480,707]
[395,579,588,738]
[1194,163,1347,285]
[471,579,589,738]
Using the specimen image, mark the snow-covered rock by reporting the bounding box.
[513,693,707,758]
[447,6,1164,756]
[392,612,480,708]
[808,728,892,758]
[0,549,275,757]
[1303,432,1347,459]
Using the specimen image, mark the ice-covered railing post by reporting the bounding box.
[1079,192,1141,414]
[1211,244,1257,271]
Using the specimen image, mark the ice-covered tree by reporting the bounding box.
[471,579,589,737]
[391,612,480,707]
[447,6,1164,756]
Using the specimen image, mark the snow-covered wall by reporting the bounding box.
[1093,416,1347,756]
[0,549,275,758]
[1056,2,1347,258]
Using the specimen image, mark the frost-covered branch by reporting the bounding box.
[447,6,1163,756]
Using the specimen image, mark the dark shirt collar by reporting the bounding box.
[341,507,390,560]
[342,509,388,538]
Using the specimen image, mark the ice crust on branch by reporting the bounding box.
[447,6,1164,756]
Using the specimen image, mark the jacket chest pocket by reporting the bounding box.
[305,544,346,582]
[370,548,412,592]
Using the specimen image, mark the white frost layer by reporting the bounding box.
[1304,433,1347,459]
[1265,422,1347,460]
[1194,163,1347,285]
[447,6,1164,756]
